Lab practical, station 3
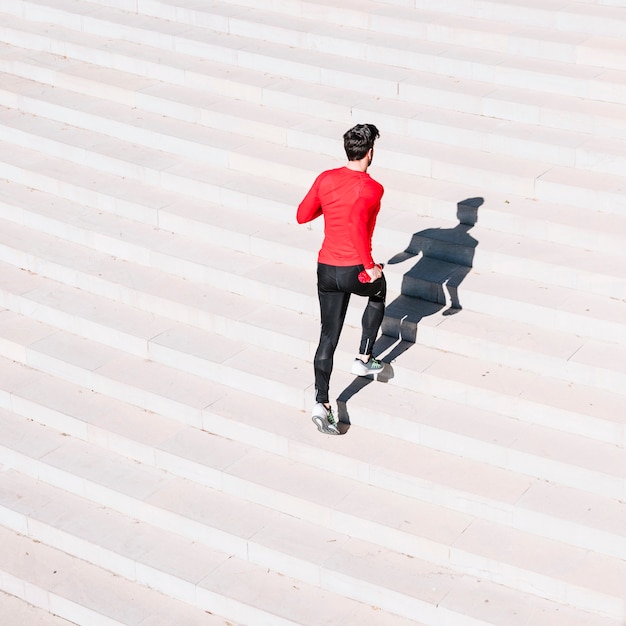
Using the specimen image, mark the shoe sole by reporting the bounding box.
[311,415,339,435]
[351,365,384,376]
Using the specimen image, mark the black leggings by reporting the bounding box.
[314,263,386,404]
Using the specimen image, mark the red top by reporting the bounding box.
[297,167,384,269]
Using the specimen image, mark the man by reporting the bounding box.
[297,123,386,435]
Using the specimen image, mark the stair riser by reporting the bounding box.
[136,0,626,73]
[5,84,621,180]
[2,180,625,303]
[4,41,626,149]
[3,380,624,563]
[0,442,620,621]
[2,230,626,405]
[1,236,625,411]
[5,0,626,107]
[0,517,298,626]
[408,0,626,38]
[0,1,624,624]
[3,102,625,225]
[1,320,623,509]
[0,572,128,626]
[0,113,542,199]
[0,448,445,624]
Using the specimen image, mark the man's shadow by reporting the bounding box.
[336,197,483,432]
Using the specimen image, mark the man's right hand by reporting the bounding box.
[366,264,383,281]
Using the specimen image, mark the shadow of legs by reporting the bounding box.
[337,377,373,425]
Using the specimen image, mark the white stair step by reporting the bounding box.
[1,201,626,411]
[384,209,626,298]
[2,226,626,417]
[48,0,626,42]
[0,99,553,200]
[536,164,626,213]
[0,591,78,626]
[6,67,626,177]
[1,29,625,222]
[4,199,623,390]
[0,66,613,211]
[403,0,626,37]
[0,246,624,450]
[0,0,624,624]
[0,139,291,229]
[1,411,625,621]
[0,134,623,282]
[0,304,624,501]
[2,355,626,566]
[1,92,625,219]
[0,124,621,270]
[444,269,626,345]
[0,100,619,280]
[4,476,601,626]
[0,419,507,625]
[136,0,626,71]
[2,7,625,158]
[0,527,244,626]
[1,167,625,303]
[5,0,626,107]
[3,34,626,145]
[2,201,625,356]
[0,493,409,626]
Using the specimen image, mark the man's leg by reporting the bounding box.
[339,267,387,375]
[336,267,386,360]
[314,264,351,404]
[359,296,386,357]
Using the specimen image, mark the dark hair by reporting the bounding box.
[343,123,380,161]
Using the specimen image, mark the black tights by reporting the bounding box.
[314,263,386,404]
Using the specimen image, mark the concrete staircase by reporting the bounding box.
[0,0,625,624]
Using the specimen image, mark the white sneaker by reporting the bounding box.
[311,403,340,435]
[351,357,384,376]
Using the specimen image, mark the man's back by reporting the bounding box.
[297,166,384,267]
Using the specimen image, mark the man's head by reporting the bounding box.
[344,123,380,162]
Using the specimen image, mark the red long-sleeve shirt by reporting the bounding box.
[297,166,384,269]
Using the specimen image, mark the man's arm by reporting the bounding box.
[297,175,323,224]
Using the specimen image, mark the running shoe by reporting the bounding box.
[351,357,384,376]
[311,402,340,435]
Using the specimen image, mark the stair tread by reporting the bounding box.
[9,0,626,88]
[4,94,618,211]
[4,34,626,145]
[0,354,531,513]
[0,525,243,626]
[3,83,623,221]
[0,493,414,626]
[1,167,625,301]
[0,125,622,260]
[7,64,626,174]
[1,211,626,411]
[7,269,626,444]
[0,98,555,196]
[1,298,625,497]
[1,40,624,217]
[2,2,626,112]
[2,352,626,565]
[1,409,625,618]
[0,591,79,626]
[407,0,626,36]
[1,0,625,624]
[2,202,626,351]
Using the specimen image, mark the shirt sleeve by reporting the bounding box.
[296,174,324,224]
[349,180,384,269]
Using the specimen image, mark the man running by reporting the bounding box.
[297,123,386,435]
